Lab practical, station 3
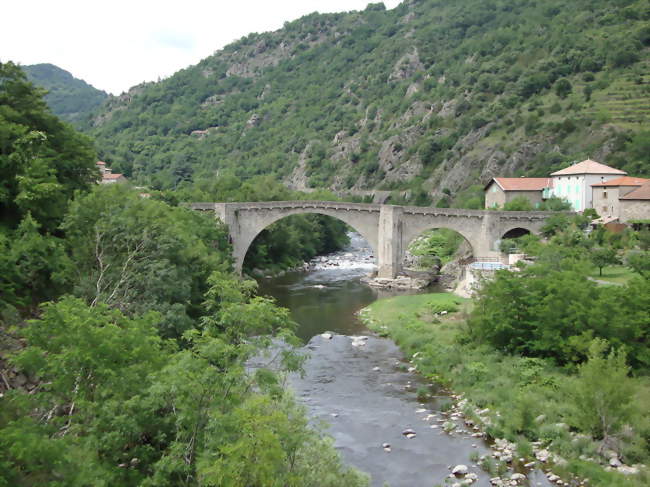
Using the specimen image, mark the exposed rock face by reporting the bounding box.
[389,47,424,82]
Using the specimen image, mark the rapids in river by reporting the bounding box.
[256,233,551,487]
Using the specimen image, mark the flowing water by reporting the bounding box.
[256,233,551,487]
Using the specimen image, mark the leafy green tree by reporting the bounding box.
[568,339,636,447]
[591,246,619,276]
[554,78,573,99]
[538,196,572,211]
[0,61,97,233]
[626,250,650,279]
[503,196,534,211]
[62,185,231,338]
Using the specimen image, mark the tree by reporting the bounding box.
[503,196,534,211]
[626,250,650,279]
[591,246,618,276]
[0,61,97,233]
[538,196,572,211]
[568,339,635,449]
[554,78,573,99]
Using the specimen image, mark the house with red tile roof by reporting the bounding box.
[619,181,650,223]
[548,159,627,211]
[484,177,552,209]
[96,161,127,184]
[591,176,649,220]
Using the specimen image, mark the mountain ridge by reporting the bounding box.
[84,0,650,206]
[22,63,108,125]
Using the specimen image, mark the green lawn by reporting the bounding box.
[588,265,639,284]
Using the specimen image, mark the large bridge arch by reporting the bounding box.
[213,202,382,275]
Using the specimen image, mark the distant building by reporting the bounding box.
[96,161,127,184]
[591,176,649,220]
[619,181,650,224]
[484,178,552,209]
[549,159,626,211]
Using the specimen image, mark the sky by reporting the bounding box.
[3,0,402,95]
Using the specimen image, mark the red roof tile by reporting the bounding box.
[620,182,650,200]
[96,161,106,165]
[591,176,649,187]
[489,177,552,191]
[102,173,125,180]
[551,159,626,176]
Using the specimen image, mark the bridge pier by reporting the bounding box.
[377,205,403,279]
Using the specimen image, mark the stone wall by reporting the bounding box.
[620,200,650,222]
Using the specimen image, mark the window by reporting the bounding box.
[603,191,607,199]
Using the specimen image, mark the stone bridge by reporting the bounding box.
[190,201,557,277]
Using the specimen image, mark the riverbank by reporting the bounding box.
[360,293,649,487]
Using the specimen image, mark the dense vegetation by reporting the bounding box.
[0,62,367,486]
[83,0,649,206]
[22,64,108,125]
[363,216,650,486]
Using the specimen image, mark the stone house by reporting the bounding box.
[549,159,626,211]
[96,161,127,184]
[484,178,552,209]
[591,176,649,220]
[619,182,650,223]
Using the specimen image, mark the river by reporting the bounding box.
[256,233,550,487]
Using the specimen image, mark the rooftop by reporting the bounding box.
[102,173,124,180]
[96,161,106,166]
[550,159,627,176]
[487,177,552,191]
[591,176,649,187]
[620,181,650,200]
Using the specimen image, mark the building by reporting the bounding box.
[484,178,552,209]
[96,161,127,184]
[549,159,626,211]
[591,176,649,220]
[619,181,650,223]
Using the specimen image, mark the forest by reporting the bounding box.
[0,61,367,486]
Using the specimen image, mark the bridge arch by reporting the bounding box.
[214,203,382,275]
[237,209,379,274]
[501,227,532,240]
[402,226,475,272]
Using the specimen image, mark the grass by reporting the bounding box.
[588,265,639,284]
[361,292,650,487]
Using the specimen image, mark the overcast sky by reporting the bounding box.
[3,0,402,95]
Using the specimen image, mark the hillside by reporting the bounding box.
[86,0,650,206]
[23,63,108,124]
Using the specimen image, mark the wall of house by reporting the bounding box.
[592,186,620,218]
[485,183,506,209]
[551,175,584,211]
[620,200,650,223]
[552,174,620,211]
[505,190,544,208]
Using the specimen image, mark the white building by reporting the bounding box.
[549,159,626,211]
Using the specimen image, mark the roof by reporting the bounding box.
[486,177,552,191]
[591,176,649,187]
[96,161,106,166]
[620,181,650,200]
[551,159,627,176]
[591,215,620,225]
[102,173,125,180]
